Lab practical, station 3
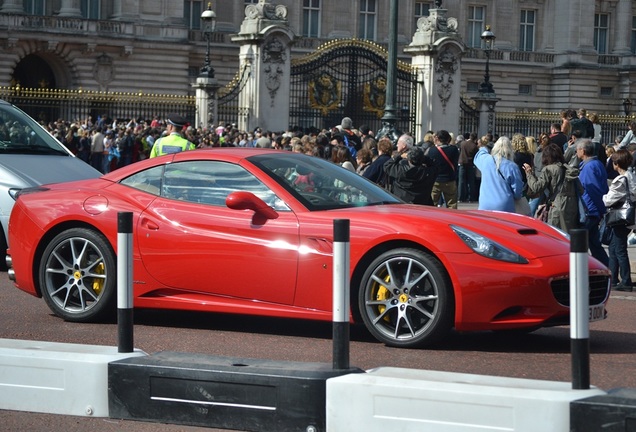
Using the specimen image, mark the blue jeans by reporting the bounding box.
[584,215,609,267]
[458,164,477,202]
[608,224,632,286]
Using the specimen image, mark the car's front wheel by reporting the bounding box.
[39,228,116,322]
[358,248,454,348]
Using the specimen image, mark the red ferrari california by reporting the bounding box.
[7,148,610,348]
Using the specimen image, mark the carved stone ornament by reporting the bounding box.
[435,49,458,111]
[264,64,283,107]
[245,0,287,21]
[262,37,286,64]
[93,54,114,89]
[262,36,286,106]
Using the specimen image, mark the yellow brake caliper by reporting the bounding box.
[375,275,392,322]
[91,262,105,295]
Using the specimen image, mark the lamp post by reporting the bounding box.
[478,25,496,94]
[376,0,401,144]
[200,2,217,78]
[623,98,632,117]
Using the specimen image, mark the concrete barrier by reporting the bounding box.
[0,338,145,417]
[326,367,606,432]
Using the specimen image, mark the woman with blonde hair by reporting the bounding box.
[511,133,533,197]
[525,135,537,155]
[474,136,524,213]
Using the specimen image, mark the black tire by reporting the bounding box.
[0,227,7,271]
[39,228,116,322]
[358,248,454,348]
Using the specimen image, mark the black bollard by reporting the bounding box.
[332,219,350,370]
[117,212,134,353]
[570,229,590,390]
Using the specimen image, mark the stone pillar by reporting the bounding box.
[231,1,296,133]
[472,95,500,138]
[0,0,23,13]
[57,0,82,18]
[193,76,220,130]
[405,7,464,139]
[612,0,632,55]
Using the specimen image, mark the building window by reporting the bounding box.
[414,1,431,30]
[519,9,535,52]
[24,0,46,15]
[359,0,377,41]
[467,81,480,92]
[631,16,636,54]
[303,0,320,38]
[245,0,259,4]
[600,87,613,97]
[80,0,100,19]
[518,84,532,95]
[467,6,485,48]
[184,0,203,30]
[594,13,609,54]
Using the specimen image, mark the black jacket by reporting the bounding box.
[383,154,438,205]
[363,153,391,186]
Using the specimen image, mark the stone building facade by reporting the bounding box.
[0,0,635,121]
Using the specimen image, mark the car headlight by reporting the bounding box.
[451,225,529,264]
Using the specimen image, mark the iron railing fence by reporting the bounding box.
[0,86,196,127]
[495,111,632,145]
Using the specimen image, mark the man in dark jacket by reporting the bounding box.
[426,130,460,208]
[458,132,478,202]
[383,147,438,205]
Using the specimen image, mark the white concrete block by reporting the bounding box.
[326,367,606,432]
[0,338,146,417]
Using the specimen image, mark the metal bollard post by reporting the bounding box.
[117,212,134,353]
[570,229,590,390]
[332,219,350,370]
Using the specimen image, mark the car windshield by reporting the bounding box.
[249,152,401,211]
[0,103,70,156]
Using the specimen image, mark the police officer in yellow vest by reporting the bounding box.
[149,113,196,158]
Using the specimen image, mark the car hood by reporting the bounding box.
[0,154,101,188]
[324,204,578,262]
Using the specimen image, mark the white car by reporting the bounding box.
[0,100,101,267]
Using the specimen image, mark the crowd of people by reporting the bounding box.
[45,110,635,292]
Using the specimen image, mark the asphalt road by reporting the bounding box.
[1,202,635,431]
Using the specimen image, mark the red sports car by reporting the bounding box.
[7,149,610,348]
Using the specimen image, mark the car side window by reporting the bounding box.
[161,161,289,211]
[120,165,164,195]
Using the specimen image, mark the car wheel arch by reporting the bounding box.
[32,221,114,297]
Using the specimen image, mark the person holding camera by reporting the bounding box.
[383,134,438,205]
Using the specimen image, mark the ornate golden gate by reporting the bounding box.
[289,39,418,134]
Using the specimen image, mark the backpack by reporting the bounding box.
[342,134,357,158]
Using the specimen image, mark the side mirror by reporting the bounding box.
[226,191,279,222]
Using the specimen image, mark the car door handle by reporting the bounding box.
[141,218,159,230]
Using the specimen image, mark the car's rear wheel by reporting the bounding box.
[39,228,116,322]
[358,248,454,348]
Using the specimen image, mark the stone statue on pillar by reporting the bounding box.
[405,3,464,139]
[232,0,296,133]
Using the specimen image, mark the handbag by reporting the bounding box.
[606,176,636,227]
[606,203,636,226]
